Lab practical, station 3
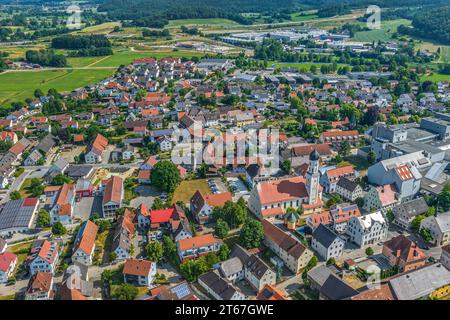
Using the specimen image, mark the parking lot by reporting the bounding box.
[207,178,228,194]
[73,196,103,220]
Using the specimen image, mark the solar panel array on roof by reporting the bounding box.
[171,282,190,299]
[0,199,37,231]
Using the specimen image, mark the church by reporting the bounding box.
[248,150,323,220]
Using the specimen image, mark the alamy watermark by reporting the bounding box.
[366,5,381,30]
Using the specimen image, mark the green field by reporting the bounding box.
[420,72,450,82]
[66,56,108,67]
[290,10,319,22]
[77,22,122,34]
[167,18,240,28]
[93,49,206,67]
[172,179,211,204]
[0,68,115,104]
[352,19,411,42]
[440,46,450,63]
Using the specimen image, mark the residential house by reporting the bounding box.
[320,165,356,193]
[49,183,76,225]
[123,259,157,287]
[111,209,135,261]
[190,191,232,224]
[335,177,364,202]
[25,272,54,300]
[177,234,223,262]
[85,134,108,164]
[440,244,450,270]
[198,270,246,300]
[28,240,60,275]
[329,203,361,234]
[382,235,427,272]
[346,211,388,247]
[420,212,450,246]
[72,220,99,266]
[363,184,399,213]
[393,198,429,229]
[261,220,314,273]
[311,224,345,260]
[256,284,288,300]
[0,252,17,283]
[102,176,124,218]
[307,265,358,300]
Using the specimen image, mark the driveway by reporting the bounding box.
[130,185,161,209]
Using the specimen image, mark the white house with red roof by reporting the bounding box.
[72,220,99,266]
[123,259,156,287]
[190,191,232,224]
[28,240,60,275]
[49,183,76,225]
[85,134,108,164]
[177,234,223,262]
[319,165,356,193]
[102,176,124,218]
[0,251,17,283]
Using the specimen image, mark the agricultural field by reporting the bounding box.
[352,19,411,42]
[93,48,206,67]
[167,18,240,28]
[77,22,122,34]
[420,72,450,82]
[440,46,450,63]
[0,68,115,104]
[290,10,319,22]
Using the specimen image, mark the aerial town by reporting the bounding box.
[0,1,450,303]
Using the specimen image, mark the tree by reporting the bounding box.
[151,197,165,210]
[326,258,336,266]
[365,247,374,256]
[214,219,230,238]
[109,252,117,262]
[239,219,264,249]
[37,209,51,228]
[112,284,138,300]
[52,222,67,235]
[411,214,425,232]
[217,244,230,261]
[281,159,291,174]
[339,140,351,157]
[326,193,342,207]
[162,235,177,257]
[34,88,44,98]
[386,209,395,223]
[438,184,450,212]
[355,197,365,208]
[28,178,44,197]
[212,201,247,229]
[419,228,433,242]
[146,241,164,262]
[10,191,21,200]
[151,160,181,193]
[51,174,72,186]
[367,151,376,165]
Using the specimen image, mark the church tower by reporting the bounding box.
[305,149,320,205]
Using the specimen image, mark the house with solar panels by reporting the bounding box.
[0,198,40,237]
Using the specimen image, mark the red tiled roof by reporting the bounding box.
[123,259,153,277]
[0,252,17,272]
[204,192,232,207]
[37,240,59,264]
[291,144,331,157]
[308,211,333,228]
[178,234,222,251]
[395,165,414,181]
[384,235,426,264]
[103,176,123,205]
[257,176,308,205]
[257,284,288,300]
[27,271,53,295]
[73,220,99,255]
[326,165,354,179]
[151,208,175,224]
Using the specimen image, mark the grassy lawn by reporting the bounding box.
[93,49,206,68]
[18,178,35,198]
[172,179,211,204]
[352,19,411,42]
[0,294,15,300]
[344,155,371,171]
[8,241,33,265]
[0,68,115,104]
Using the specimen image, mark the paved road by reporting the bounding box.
[1,171,29,204]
